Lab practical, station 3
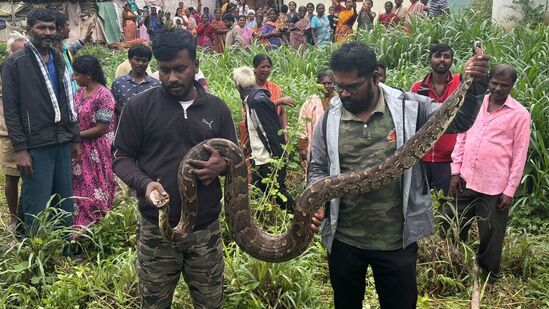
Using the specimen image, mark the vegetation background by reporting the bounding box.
[1,8,548,309]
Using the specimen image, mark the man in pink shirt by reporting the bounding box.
[448,64,531,285]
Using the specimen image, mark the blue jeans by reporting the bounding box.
[20,143,73,230]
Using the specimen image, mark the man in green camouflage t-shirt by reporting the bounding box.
[308,42,490,308]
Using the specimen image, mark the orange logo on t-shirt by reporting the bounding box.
[387,129,396,143]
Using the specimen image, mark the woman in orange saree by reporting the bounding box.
[122,4,138,42]
[211,9,227,53]
[334,0,356,43]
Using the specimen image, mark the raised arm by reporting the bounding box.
[417,53,490,133]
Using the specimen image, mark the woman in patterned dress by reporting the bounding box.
[71,56,116,227]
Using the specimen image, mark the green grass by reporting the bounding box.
[1,9,548,308]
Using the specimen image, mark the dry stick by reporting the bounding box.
[471,261,480,309]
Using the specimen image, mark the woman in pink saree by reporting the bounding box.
[139,8,150,41]
[238,15,253,45]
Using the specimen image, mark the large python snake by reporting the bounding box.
[153,43,485,263]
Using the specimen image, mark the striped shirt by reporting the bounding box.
[429,0,449,17]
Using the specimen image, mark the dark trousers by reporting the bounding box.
[20,143,73,230]
[423,161,451,195]
[444,189,508,283]
[328,239,418,309]
[251,162,295,211]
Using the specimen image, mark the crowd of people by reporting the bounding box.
[120,0,450,52]
[0,3,532,308]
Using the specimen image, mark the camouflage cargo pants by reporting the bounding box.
[136,217,224,309]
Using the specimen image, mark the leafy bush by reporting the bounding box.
[223,241,330,308]
[471,0,494,20]
[0,203,73,307]
[506,0,548,26]
[78,196,140,258]
[42,249,139,308]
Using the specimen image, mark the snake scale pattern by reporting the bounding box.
[156,45,483,263]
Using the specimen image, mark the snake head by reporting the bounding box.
[472,41,484,55]
[150,190,170,209]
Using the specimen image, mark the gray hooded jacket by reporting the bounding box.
[308,82,487,253]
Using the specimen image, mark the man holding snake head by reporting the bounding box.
[113,29,237,308]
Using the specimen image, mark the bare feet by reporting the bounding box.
[8,215,18,232]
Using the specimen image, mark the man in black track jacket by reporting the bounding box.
[112,29,237,308]
[2,9,81,231]
[233,66,295,211]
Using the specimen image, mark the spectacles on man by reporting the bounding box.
[334,78,368,94]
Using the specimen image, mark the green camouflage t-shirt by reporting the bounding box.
[334,90,404,251]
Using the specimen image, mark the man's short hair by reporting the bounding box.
[152,29,196,61]
[27,8,56,27]
[490,64,518,83]
[377,62,386,71]
[330,42,377,77]
[128,44,153,61]
[233,66,256,89]
[223,14,235,23]
[428,43,454,59]
[55,12,69,29]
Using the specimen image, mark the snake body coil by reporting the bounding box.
[156,53,480,262]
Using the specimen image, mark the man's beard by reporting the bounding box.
[432,63,450,75]
[32,37,54,49]
[341,88,375,114]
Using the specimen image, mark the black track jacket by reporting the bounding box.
[112,82,237,229]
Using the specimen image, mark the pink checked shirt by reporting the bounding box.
[451,94,531,197]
